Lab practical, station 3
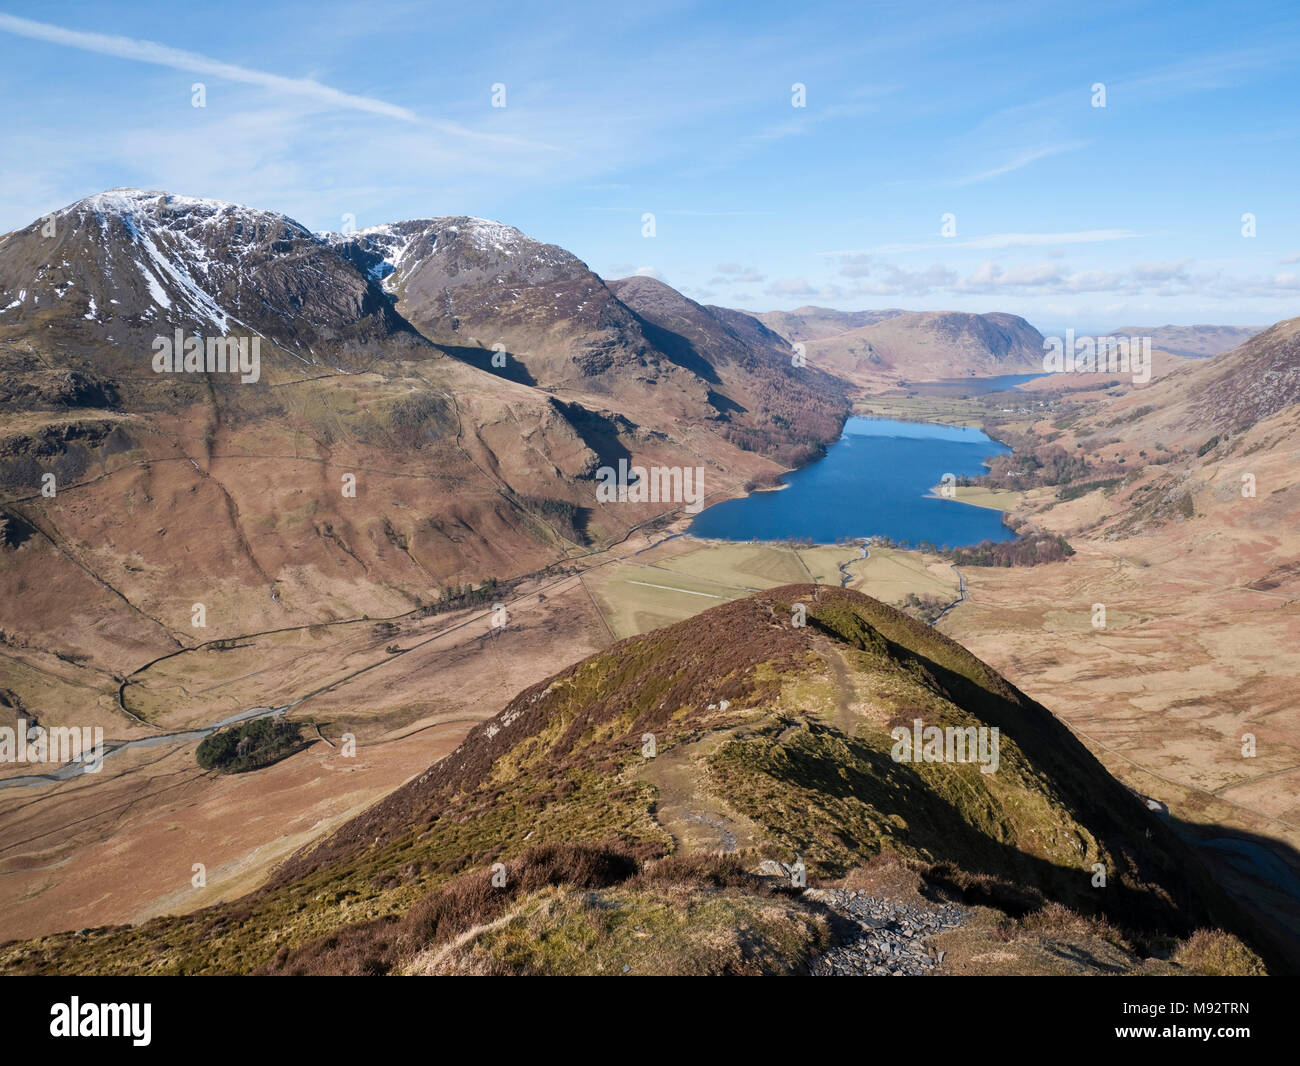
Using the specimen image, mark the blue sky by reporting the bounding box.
[2,0,1297,332]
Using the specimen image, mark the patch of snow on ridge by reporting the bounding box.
[462,217,528,254]
[137,261,172,309]
[330,223,423,294]
[75,188,311,235]
[102,197,232,328]
[78,188,241,216]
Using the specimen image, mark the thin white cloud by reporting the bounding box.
[0,13,417,120]
[0,13,550,150]
[944,141,1086,187]
[823,229,1140,257]
[815,256,1300,300]
[712,263,765,284]
[765,278,822,297]
[584,207,770,216]
[750,97,887,142]
[961,229,1138,251]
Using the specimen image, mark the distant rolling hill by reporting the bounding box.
[1106,324,1265,359]
[786,310,1046,388]
[755,305,907,343]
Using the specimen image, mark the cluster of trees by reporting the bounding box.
[742,471,785,493]
[899,592,951,624]
[871,527,1074,568]
[1056,477,1123,502]
[713,362,848,467]
[948,533,1075,567]
[870,535,949,554]
[429,576,514,612]
[410,576,525,619]
[979,428,1147,494]
[983,443,1095,489]
[196,717,306,774]
[518,495,589,545]
[720,423,829,469]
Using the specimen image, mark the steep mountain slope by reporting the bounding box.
[0,191,856,942]
[2,586,1267,975]
[1020,315,1300,452]
[609,275,847,462]
[0,189,422,376]
[333,216,668,390]
[965,317,1300,548]
[1186,316,1300,430]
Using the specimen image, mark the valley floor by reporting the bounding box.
[4,388,1298,974]
[0,523,955,940]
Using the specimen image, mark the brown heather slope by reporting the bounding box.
[0,586,1270,975]
[937,317,1300,967]
[609,276,847,463]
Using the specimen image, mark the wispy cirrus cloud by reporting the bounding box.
[819,256,1300,300]
[765,278,822,297]
[0,13,417,119]
[583,207,772,217]
[943,141,1087,186]
[821,229,1141,257]
[0,12,550,149]
[711,263,766,284]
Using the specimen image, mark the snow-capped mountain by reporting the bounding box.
[0,189,421,371]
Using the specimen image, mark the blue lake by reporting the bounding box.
[897,373,1051,398]
[688,417,1015,547]
[930,372,1049,394]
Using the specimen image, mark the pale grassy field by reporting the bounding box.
[846,545,958,601]
[852,395,993,427]
[585,539,960,640]
[949,485,1027,512]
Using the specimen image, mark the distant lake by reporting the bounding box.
[908,373,1050,397]
[688,417,1014,547]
